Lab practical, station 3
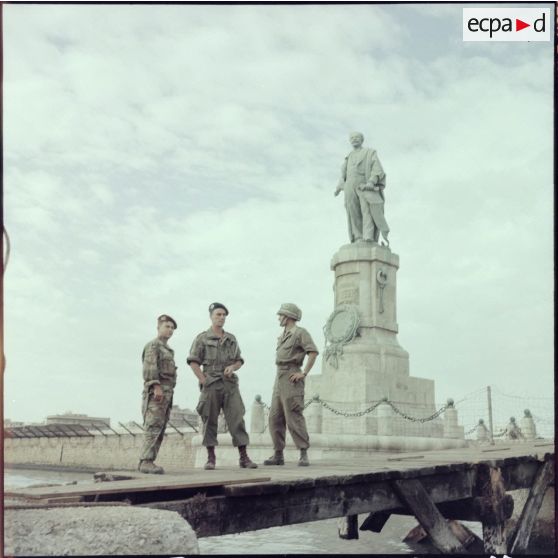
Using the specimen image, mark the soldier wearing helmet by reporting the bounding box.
[264,303,319,467]
[187,303,257,470]
[138,314,178,474]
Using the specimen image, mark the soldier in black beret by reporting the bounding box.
[188,303,257,469]
[138,314,178,474]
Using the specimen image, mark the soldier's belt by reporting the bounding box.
[203,366,225,373]
[276,364,300,371]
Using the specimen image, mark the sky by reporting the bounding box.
[3,3,554,435]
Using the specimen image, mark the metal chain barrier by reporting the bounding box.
[383,399,448,423]
[312,396,385,417]
[465,424,479,435]
[256,396,449,423]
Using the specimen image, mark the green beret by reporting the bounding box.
[157,314,177,329]
[208,302,229,315]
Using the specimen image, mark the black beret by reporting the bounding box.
[157,314,177,329]
[208,302,229,315]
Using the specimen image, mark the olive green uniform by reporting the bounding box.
[269,326,318,451]
[187,329,250,448]
[139,338,177,461]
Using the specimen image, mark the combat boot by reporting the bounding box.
[138,460,165,474]
[238,445,258,469]
[263,450,285,465]
[204,446,216,470]
[298,448,310,467]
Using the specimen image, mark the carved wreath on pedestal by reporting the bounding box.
[323,304,360,369]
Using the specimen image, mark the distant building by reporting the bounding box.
[4,419,24,428]
[46,412,111,429]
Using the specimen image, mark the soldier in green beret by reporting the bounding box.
[138,314,178,474]
[188,303,257,470]
[264,303,318,467]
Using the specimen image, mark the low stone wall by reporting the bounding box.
[5,431,197,473]
[191,432,468,468]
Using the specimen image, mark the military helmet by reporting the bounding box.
[277,303,302,321]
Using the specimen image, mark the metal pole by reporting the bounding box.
[487,385,495,445]
[99,421,121,437]
[118,422,136,437]
[166,420,184,437]
[131,421,145,432]
[181,418,198,433]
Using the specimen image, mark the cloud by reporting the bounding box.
[3,4,553,428]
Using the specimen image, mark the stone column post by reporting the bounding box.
[305,396,322,434]
[519,409,536,440]
[443,399,461,439]
[377,400,393,436]
[476,419,489,443]
[250,395,265,434]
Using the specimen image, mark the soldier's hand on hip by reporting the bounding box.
[289,372,305,383]
[224,365,235,378]
[153,384,163,402]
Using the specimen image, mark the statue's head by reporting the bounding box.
[349,131,364,147]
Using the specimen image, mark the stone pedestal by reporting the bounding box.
[250,399,265,434]
[520,414,536,440]
[443,404,465,439]
[305,243,461,445]
[476,420,490,443]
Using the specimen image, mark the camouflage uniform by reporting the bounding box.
[139,338,177,461]
[187,329,250,448]
[269,326,318,450]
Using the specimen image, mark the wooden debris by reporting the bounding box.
[403,520,483,553]
[510,456,555,554]
[476,463,510,554]
[94,472,135,483]
[337,514,359,539]
[392,478,466,554]
[360,511,391,533]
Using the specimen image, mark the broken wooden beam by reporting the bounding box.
[510,456,555,554]
[403,520,484,553]
[337,514,359,539]
[392,478,466,554]
[360,511,391,533]
[476,463,510,554]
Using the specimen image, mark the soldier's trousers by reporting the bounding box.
[139,388,173,461]
[269,371,310,451]
[196,379,250,448]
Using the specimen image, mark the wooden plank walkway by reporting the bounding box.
[6,472,272,501]
[7,441,553,502]
[6,441,554,554]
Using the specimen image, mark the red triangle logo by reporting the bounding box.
[516,19,530,31]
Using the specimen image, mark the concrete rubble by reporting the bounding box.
[4,505,199,555]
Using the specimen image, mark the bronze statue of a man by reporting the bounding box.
[334,132,390,245]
